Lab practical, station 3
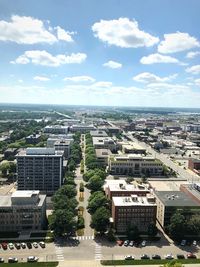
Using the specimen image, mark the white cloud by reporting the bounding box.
[18,79,23,83]
[158,32,200,54]
[63,76,95,82]
[55,26,74,42]
[186,51,200,59]
[147,82,189,91]
[140,53,180,64]
[92,17,159,48]
[195,79,200,86]
[11,50,87,67]
[103,60,122,69]
[186,65,200,75]
[34,76,50,81]
[133,72,177,83]
[0,15,74,44]
[93,81,113,87]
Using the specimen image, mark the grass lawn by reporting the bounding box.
[101,259,200,265]
[0,262,58,267]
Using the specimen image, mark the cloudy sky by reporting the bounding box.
[0,0,200,107]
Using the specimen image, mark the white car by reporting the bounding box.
[8,243,14,249]
[39,241,45,248]
[125,255,134,260]
[193,240,197,246]
[33,242,38,248]
[27,256,39,262]
[165,254,174,259]
[141,240,146,247]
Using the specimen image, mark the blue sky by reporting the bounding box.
[0,0,200,107]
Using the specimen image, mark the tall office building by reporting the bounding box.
[16,148,63,195]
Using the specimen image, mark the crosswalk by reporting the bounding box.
[95,243,102,261]
[72,235,94,241]
[55,243,64,262]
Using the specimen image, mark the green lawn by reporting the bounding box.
[0,262,58,267]
[101,259,200,265]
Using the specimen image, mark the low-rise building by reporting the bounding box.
[95,149,112,167]
[90,130,108,137]
[93,137,117,152]
[0,190,46,232]
[121,142,146,154]
[188,158,200,175]
[25,134,41,144]
[112,194,157,233]
[44,125,68,134]
[109,154,163,176]
[47,134,73,147]
[54,139,71,159]
[70,124,96,133]
[154,191,200,229]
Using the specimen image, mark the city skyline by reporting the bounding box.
[0,0,200,107]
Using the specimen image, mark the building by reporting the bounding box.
[121,142,146,154]
[90,130,108,137]
[25,134,41,144]
[93,137,117,152]
[70,124,96,133]
[105,180,150,200]
[154,191,200,229]
[109,154,163,176]
[112,194,157,233]
[16,148,63,195]
[47,134,73,147]
[44,125,68,134]
[95,149,112,167]
[54,139,71,159]
[0,190,46,232]
[188,158,200,175]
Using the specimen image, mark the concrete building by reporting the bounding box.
[25,134,41,144]
[154,191,200,229]
[16,148,63,195]
[188,158,200,175]
[112,194,157,233]
[0,190,46,232]
[47,134,73,147]
[44,125,68,134]
[109,154,163,176]
[70,124,96,133]
[95,149,112,167]
[90,130,108,137]
[93,137,117,152]
[120,142,146,154]
[105,180,150,200]
[54,139,71,159]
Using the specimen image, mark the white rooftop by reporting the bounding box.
[12,190,40,198]
[113,195,156,206]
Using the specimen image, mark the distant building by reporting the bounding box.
[95,149,112,167]
[93,137,117,152]
[154,191,200,229]
[0,190,46,232]
[109,154,163,176]
[44,125,68,134]
[70,124,96,133]
[54,139,71,159]
[121,142,146,154]
[25,134,41,144]
[47,134,73,147]
[112,194,157,233]
[90,130,108,137]
[16,148,63,195]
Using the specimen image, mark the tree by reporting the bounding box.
[49,209,76,237]
[87,192,108,214]
[160,260,184,267]
[90,207,110,234]
[87,175,104,192]
[148,223,158,237]
[187,215,200,235]
[58,184,77,198]
[126,224,139,240]
[0,161,10,176]
[168,211,186,241]
[52,195,78,211]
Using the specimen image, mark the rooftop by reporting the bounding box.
[12,190,40,198]
[155,191,200,207]
[95,149,112,158]
[17,147,63,157]
[112,195,156,207]
[90,130,108,137]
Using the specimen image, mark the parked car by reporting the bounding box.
[8,257,18,263]
[141,254,150,260]
[187,253,197,259]
[21,243,26,249]
[27,242,32,249]
[8,243,14,249]
[165,254,174,260]
[0,258,4,263]
[129,241,134,247]
[181,239,186,246]
[33,242,38,248]
[15,243,21,249]
[152,254,161,259]
[177,254,185,259]
[125,255,134,260]
[39,241,45,248]
[141,240,146,247]
[193,240,197,246]
[116,240,124,246]
[124,240,129,246]
[1,243,7,250]
[27,256,39,262]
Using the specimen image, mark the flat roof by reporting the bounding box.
[149,180,187,191]
[93,137,115,145]
[95,149,112,158]
[113,195,156,207]
[90,130,108,137]
[17,148,63,157]
[12,190,40,198]
[155,191,200,207]
[108,183,149,192]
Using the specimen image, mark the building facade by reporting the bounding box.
[0,190,46,232]
[16,148,63,195]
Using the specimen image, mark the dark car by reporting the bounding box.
[0,258,4,263]
[1,243,7,250]
[187,253,197,259]
[116,240,124,246]
[27,242,32,249]
[8,257,18,263]
[141,254,150,260]
[177,254,185,259]
[152,254,161,259]
[15,243,21,249]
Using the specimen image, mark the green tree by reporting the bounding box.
[49,209,76,237]
[0,161,10,176]
[160,260,184,267]
[148,223,158,237]
[87,191,108,214]
[187,215,200,235]
[87,175,104,192]
[58,184,77,198]
[168,211,186,241]
[90,207,110,234]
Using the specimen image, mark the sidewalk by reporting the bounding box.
[58,260,101,267]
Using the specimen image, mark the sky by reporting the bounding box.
[0,0,200,107]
